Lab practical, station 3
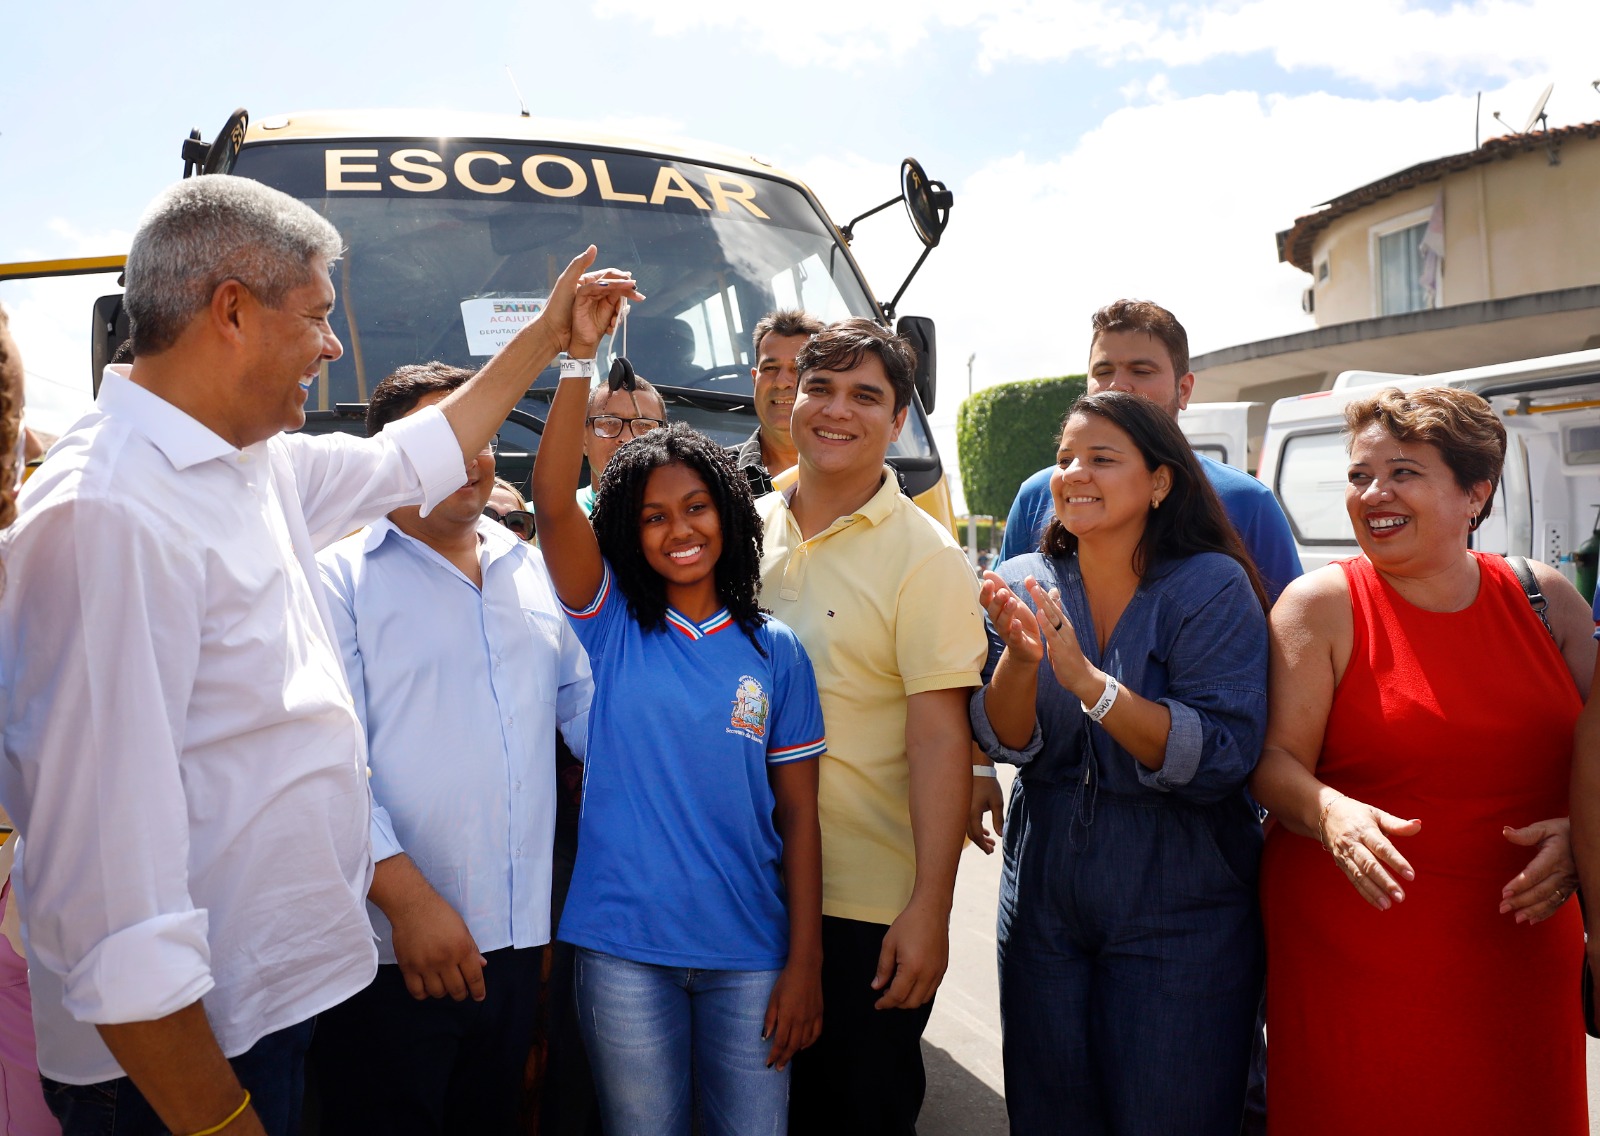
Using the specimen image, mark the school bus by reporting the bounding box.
[6,108,958,525]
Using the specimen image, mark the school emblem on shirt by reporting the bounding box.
[728,675,770,742]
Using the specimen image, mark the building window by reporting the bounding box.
[1370,207,1438,317]
[1377,221,1429,314]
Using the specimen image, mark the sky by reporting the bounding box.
[3,0,1598,511]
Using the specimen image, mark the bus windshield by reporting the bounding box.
[232,139,935,463]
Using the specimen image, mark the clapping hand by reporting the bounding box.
[978,571,1043,664]
[1023,577,1097,702]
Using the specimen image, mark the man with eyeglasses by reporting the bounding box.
[575,375,665,515]
[311,361,592,1132]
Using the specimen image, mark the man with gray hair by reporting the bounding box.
[0,175,637,1136]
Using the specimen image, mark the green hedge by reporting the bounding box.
[957,375,1086,519]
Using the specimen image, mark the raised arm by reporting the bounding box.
[530,341,610,612]
[437,247,641,462]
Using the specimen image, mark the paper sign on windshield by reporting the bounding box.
[460,297,548,356]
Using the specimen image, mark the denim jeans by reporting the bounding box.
[574,949,786,1136]
[41,1017,315,1136]
[997,782,1263,1136]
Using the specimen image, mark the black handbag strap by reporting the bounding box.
[1504,554,1555,638]
[1504,555,1597,1034]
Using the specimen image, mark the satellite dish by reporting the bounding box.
[1522,83,1553,134]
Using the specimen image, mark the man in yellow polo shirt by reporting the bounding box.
[757,319,986,1135]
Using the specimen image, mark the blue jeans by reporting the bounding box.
[997,782,1263,1136]
[574,948,787,1136]
[41,1017,315,1136]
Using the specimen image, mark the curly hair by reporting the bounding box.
[1041,391,1268,612]
[589,422,768,652]
[0,305,24,533]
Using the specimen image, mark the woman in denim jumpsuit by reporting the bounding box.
[971,392,1269,1135]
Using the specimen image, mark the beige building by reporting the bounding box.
[1195,119,1600,449]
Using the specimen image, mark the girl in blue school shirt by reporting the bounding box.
[532,360,824,1136]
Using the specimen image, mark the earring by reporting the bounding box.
[1151,496,1161,510]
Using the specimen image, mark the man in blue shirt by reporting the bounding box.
[998,300,1302,604]
[311,362,593,1133]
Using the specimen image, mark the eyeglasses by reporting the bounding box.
[585,415,663,440]
[484,507,536,541]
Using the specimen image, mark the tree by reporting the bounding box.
[956,375,1086,519]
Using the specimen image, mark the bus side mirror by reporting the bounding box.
[897,315,936,414]
[91,294,130,394]
[900,159,952,250]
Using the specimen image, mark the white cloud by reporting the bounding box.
[783,74,1584,511]
[591,0,944,66]
[0,220,131,435]
[970,0,1600,87]
[598,0,1600,89]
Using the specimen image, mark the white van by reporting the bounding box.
[1179,401,1256,471]
[1258,348,1600,583]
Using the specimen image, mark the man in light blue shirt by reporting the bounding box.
[311,362,592,1134]
[998,300,1302,604]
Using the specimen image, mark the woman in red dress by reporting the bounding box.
[1252,386,1593,1135]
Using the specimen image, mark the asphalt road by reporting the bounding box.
[914,767,1600,1135]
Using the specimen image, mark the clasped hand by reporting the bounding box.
[548,246,647,355]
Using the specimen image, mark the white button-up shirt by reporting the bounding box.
[318,517,591,959]
[0,367,466,1084]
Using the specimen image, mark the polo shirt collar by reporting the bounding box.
[98,365,243,472]
[773,464,898,529]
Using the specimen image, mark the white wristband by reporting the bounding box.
[972,764,998,779]
[1082,674,1120,722]
[559,357,596,380]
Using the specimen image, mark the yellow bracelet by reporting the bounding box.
[185,1091,251,1136]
